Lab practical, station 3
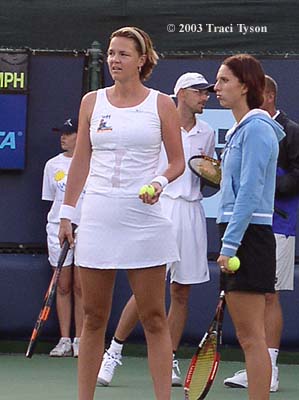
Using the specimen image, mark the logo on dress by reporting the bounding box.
[97,115,112,133]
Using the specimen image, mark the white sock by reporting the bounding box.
[109,338,123,355]
[268,348,279,367]
[61,337,71,342]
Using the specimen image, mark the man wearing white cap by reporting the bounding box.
[97,72,215,387]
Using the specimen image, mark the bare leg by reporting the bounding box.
[55,266,72,337]
[78,267,116,400]
[73,266,83,338]
[265,292,283,349]
[128,266,172,400]
[168,282,191,351]
[226,291,271,400]
[114,294,139,341]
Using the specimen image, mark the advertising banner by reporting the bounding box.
[0,94,27,169]
[0,52,28,92]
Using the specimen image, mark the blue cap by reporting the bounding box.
[52,117,78,134]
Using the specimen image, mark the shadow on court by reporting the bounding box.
[0,354,299,399]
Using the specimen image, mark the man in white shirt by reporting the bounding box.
[96,73,215,387]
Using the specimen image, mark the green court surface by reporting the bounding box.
[0,353,299,400]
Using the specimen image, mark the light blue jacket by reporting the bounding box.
[217,110,285,257]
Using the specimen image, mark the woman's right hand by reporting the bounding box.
[139,182,163,205]
[58,219,75,248]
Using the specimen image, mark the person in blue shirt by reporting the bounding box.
[214,54,285,400]
[223,75,299,392]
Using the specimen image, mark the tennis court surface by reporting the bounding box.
[1,352,299,399]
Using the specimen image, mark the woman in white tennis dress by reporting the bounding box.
[58,27,184,400]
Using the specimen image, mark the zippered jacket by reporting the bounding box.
[217,110,285,257]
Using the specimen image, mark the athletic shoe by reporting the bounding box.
[49,337,72,357]
[72,337,80,358]
[270,366,279,392]
[96,350,122,386]
[224,367,279,392]
[172,357,182,387]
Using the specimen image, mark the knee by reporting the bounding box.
[57,283,72,296]
[235,328,265,352]
[171,284,190,307]
[139,310,166,335]
[73,282,82,298]
[83,306,109,332]
[235,329,254,352]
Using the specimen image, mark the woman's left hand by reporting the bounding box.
[217,254,235,274]
[139,182,162,205]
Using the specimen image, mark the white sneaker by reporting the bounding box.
[72,337,80,358]
[49,337,72,357]
[270,366,279,392]
[172,358,182,387]
[97,350,122,386]
[224,367,279,392]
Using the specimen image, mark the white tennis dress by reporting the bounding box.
[158,118,215,284]
[75,88,179,269]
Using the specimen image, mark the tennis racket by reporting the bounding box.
[184,290,225,400]
[188,155,221,189]
[26,232,73,358]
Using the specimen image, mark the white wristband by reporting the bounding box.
[151,175,169,189]
[59,204,76,222]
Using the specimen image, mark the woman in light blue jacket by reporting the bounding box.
[214,54,285,400]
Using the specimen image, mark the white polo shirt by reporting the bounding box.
[158,118,215,201]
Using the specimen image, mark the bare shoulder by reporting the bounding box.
[80,90,97,122]
[157,92,177,118]
[81,90,97,108]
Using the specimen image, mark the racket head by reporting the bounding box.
[184,333,219,400]
[184,292,225,400]
[188,155,221,189]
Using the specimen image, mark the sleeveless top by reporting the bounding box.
[86,88,162,197]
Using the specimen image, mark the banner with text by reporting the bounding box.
[0,94,27,169]
[0,52,29,92]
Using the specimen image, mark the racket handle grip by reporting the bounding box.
[57,223,77,267]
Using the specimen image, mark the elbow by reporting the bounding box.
[175,159,185,179]
[179,159,185,175]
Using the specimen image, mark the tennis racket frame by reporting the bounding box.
[26,227,75,358]
[184,290,226,400]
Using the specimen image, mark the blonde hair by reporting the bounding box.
[110,26,159,81]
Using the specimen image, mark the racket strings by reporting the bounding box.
[189,157,221,186]
[186,334,217,400]
[197,160,221,185]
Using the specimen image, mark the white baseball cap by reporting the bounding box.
[173,72,215,96]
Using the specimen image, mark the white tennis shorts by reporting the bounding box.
[46,222,74,267]
[161,196,210,285]
[275,233,295,291]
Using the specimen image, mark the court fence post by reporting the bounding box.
[88,40,103,91]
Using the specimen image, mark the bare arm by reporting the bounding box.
[59,91,96,245]
[158,93,185,183]
[140,93,185,205]
[63,92,95,205]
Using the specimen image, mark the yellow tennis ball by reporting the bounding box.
[228,256,240,271]
[139,184,155,197]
